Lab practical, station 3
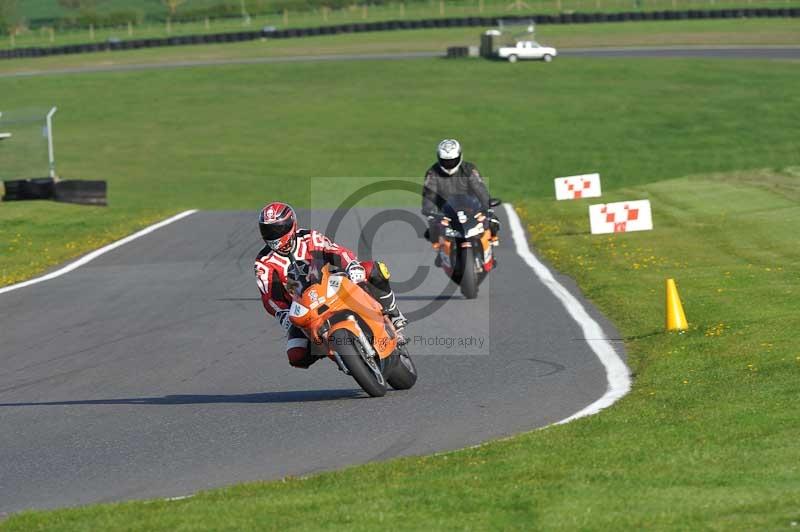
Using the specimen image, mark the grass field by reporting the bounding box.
[6,0,800,49]
[16,0,799,21]
[1,23,799,529]
[7,0,798,48]
[2,19,799,76]
[2,37,799,285]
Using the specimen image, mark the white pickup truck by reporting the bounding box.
[497,40,557,63]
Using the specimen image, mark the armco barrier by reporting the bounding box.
[1,8,797,61]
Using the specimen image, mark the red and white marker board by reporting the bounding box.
[554,173,601,200]
[589,200,653,234]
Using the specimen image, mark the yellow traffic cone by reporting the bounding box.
[665,278,688,332]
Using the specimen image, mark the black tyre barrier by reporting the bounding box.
[54,180,108,206]
[2,178,56,201]
[2,8,797,61]
[446,46,469,58]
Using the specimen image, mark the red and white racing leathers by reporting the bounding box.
[254,228,387,368]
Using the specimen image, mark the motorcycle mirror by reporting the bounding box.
[489,198,502,208]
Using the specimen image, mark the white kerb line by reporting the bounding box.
[0,210,198,296]
[503,203,631,424]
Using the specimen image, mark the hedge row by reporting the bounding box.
[24,0,386,28]
[2,8,798,60]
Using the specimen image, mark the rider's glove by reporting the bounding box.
[275,309,292,333]
[346,262,367,284]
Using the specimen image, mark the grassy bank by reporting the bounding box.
[4,170,799,529]
[1,40,799,527]
[9,0,799,50]
[2,55,799,285]
[2,18,800,66]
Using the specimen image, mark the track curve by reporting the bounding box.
[0,207,621,513]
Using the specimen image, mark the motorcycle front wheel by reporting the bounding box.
[459,246,479,299]
[331,329,387,397]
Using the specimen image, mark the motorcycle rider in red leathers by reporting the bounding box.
[254,202,407,369]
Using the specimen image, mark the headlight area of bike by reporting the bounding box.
[444,226,462,238]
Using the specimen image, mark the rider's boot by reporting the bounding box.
[367,261,408,344]
[377,289,408,345]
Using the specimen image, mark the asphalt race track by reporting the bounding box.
[0,207,623,513]
[561,45,800,59]
[0,46,796,79]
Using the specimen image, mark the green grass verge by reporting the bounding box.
[11,0,799,49]
[2,51,799,285]
[3,170,799,529]
[1,40,799,528]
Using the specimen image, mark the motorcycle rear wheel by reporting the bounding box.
[331,329,387,397]
[386,345,418,390]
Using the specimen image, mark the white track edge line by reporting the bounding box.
[503,203,631,424]
[0,209,198,296]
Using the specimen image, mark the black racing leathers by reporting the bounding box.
[421,161,491,216]
[422,161,499,244]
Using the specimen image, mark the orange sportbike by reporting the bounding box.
[286,260,417,397]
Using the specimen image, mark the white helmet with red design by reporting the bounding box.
[258,202,297,254]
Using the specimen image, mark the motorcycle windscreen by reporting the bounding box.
[442,194,483,233]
